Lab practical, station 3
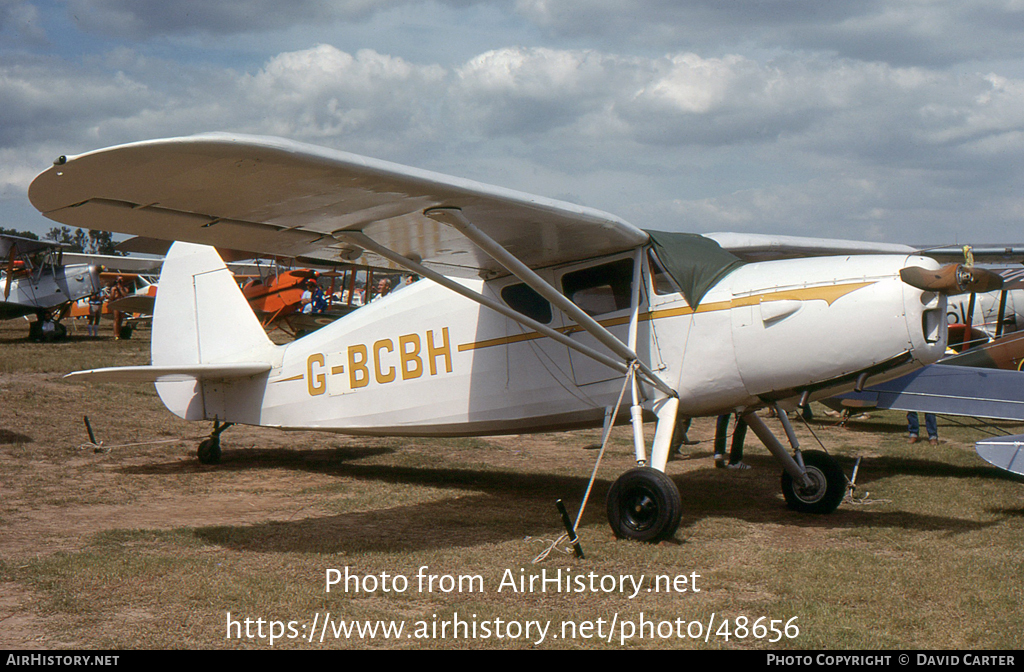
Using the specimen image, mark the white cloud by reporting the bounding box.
[453,47,635,136]
[237,45,447,151]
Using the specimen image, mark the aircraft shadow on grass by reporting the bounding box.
[0,428,32,444]
[121,445,1006,554]
[848,454,1024,484]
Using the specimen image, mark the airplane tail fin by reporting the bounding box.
[151,242,276,419]
[152,242,273,366]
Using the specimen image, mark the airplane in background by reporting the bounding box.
[67,273,159,339]
[0,234,103,341]
[945,272,1024,351]
[28,133,1014,543]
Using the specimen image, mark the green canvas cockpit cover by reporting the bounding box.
[645,230,745,308]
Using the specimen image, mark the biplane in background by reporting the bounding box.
[944,269,1024,352]
[0,234,102,341]
[52,252,164,337]
[241,264,407,337]
[28,133,1016,542]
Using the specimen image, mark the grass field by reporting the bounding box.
[1,318,1022,650]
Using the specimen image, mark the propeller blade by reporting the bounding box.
[900,264,1004,295]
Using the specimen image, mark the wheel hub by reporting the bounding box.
[796,466,827,503]
[624,489,659,531]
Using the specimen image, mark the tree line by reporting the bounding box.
[0,226,122,255]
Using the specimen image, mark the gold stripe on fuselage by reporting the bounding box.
[456,281,875,353]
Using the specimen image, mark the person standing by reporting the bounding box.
[87,287,106,337]
[109,276,129,340]
[300,279,323,314]
[907,412,938,445]
[714,413,750,469]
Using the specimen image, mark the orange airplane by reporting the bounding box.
[242,266,398,337]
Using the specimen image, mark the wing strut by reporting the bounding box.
[422,207,676,399]
[333,231,631,377]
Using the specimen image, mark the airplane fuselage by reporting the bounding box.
[947,289,1024,335]
[173,251,947,436]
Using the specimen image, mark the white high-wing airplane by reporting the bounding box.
[28,133,998,542]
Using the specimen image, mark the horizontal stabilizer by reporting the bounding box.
[975,435,1024,476]
[65,363,271,383]
[836,364,1024,421]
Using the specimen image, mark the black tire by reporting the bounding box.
[28,321,67,342]
[197,438,221,465]
[607,467,682,542]
[781,450,846,514]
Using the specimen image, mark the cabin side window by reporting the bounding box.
[501,283,553,324]
[561,258,634,316]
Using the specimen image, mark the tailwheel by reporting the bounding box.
[197,419,233,465]
[197,437,221,465]
[607,467,682,542]
[780,450,846,514]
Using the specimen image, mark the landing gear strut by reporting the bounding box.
[743,408,846,514]
[197,419,233,464]
[607,467,682,542]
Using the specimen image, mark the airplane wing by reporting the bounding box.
[975,435,1024,476]
[0,234,63,258]
[62,252,162,273]
[707,233,1024,264]
[995,267,1024,292]
[29,133,647,279]
[705,232,917,262]
[835,364,1024,421]
[108,295,156,315]
[917,245,1024,265]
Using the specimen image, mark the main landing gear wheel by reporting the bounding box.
[607,467,682,543]
[197,438,221,465]
[780,449,846,514]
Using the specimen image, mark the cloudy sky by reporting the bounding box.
[3,0,1024,246]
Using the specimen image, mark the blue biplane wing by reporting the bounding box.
[835,364,1024,421]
